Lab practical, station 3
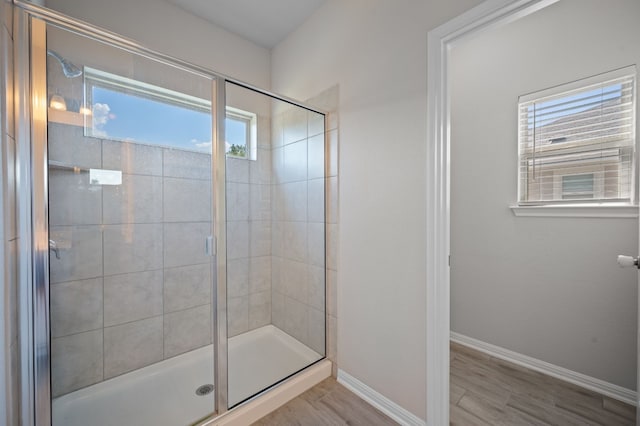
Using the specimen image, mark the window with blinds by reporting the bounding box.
[518,67,636,205]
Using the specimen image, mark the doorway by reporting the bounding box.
[426,0,639,424]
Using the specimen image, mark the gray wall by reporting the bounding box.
[0,0,19,424]
[450,0,639,390]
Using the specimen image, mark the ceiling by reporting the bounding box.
[166,0,327,49]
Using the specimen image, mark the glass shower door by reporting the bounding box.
[43,22,217,426]
[224,82,326,407]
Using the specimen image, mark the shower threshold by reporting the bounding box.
[52,325,321,426]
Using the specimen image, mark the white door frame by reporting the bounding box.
[425,1,559,424]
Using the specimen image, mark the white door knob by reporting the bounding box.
[617,255,639,268]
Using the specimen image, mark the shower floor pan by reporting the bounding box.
[52,325,321,426]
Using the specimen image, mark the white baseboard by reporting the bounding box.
[450,332,637,406]
[337,369,426,426]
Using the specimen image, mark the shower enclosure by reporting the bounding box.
[15,3,327,425]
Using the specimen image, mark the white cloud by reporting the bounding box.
[91,102,112,138]
[191,138,213,153]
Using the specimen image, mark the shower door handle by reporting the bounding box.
[617,255,639,269]
[205,235,216,256]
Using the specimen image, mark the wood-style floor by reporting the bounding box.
[451,342,636,425]
[252,378,398,425]
[253,343,636,425]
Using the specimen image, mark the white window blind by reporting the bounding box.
[518,68,636,205]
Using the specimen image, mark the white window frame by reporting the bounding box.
[225,106,257,161]
[512,66,637,218]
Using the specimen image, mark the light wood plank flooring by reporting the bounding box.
[253,345,636,425]
[451,342,636,425]
[252,378,398,425]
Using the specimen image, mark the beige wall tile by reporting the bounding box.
[271,111,284,148]
[102,139,162,176]
[271,220,284,257]
[308,308,325,355]
[51,278,103,338]
[103,224,163,275]
[308,110,325,138]
[50,226,103,284]
[249,291,271,329]
[51,330,103,397]
[308,266,325,312]
[327,269,338,318]
[307,178,324,223]
[49,170,103,226]
[326,176,338,224]
[103,174,162,224]
[250,220,271,257]
[283,107,308,145]
[249,256,271,293]
[307,134,324,180]
[249,184,271,221]
[271,256,283,294]
[271,291,285,330]
[326,223,338,271]
[104,317,163,378]
[226,221,249,260]
[283,221,307,262]
[164,177,211,222]
[104,270,163,327]
[227,258,249,298]
[283,139,307,182]
[284,296,308,343]
[282,181,307,222]
[164,304,211,358]
[271,146,284,184]
[226,182,250,221]
[226,157,250,183]
[163,148,211,179]
[164,222,211,267]
[164,263,211,313]
[249,148,272,184]
[49,124,102,169]
[282,258,308,303]
[327,129,338,177]
[307,222,325,268]
[227,296,249,337]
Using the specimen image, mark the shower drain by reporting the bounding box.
[196,384,214,396]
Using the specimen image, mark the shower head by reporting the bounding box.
[47,50,82,78]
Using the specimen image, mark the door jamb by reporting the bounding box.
[425,1,559,424]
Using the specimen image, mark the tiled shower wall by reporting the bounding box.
[270,88,338,357]
[226,115,274,337]
[49,123,213,397]
[1,0,19,423]
[306,86,339,375]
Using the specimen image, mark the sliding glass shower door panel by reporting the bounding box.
[44,23,216,426]
[224,82,326,407]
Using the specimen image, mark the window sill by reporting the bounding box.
[510,204,639,218]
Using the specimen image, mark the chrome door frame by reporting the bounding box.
[13,2,327,425]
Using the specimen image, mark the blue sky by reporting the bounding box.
[92,87,246,152]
